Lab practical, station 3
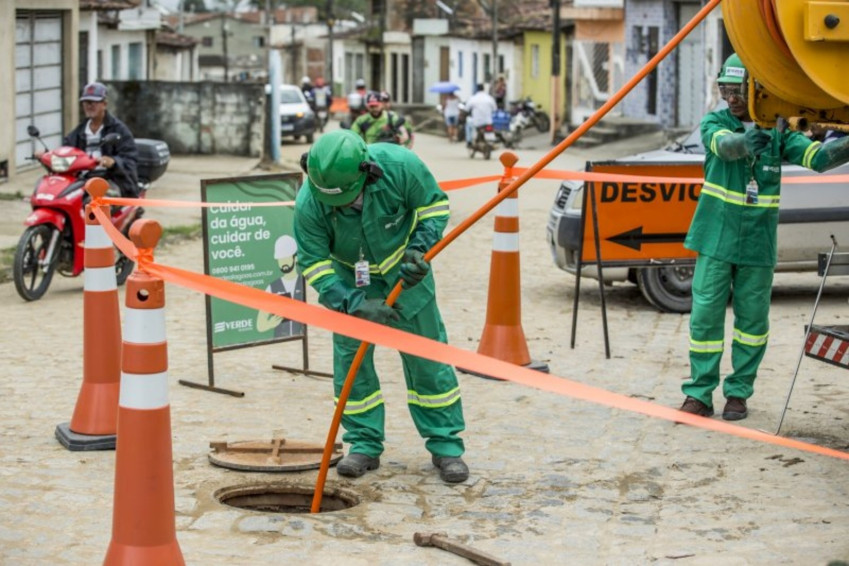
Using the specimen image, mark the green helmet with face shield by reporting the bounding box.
[304,130,369,207]
[718,53,746,84]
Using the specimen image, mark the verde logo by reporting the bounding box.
[214,319,254,333]
[384,216,404,229]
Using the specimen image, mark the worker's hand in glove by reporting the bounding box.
[351,298,401,325]
[744,128,771,157]
[399,250,430,288]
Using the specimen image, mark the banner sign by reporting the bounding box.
[201,173,303,350]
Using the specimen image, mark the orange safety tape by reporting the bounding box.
[516,168,849,186]
[102,197,295,208]
[129,250,848,462]
[438,175,503,191]
[91,191,849,463]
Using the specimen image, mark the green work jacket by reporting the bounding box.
[351,110,408,146]
[294,143,450,319]
[685,108,822,267]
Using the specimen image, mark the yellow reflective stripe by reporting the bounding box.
[407,386,461,409]
[701,182,780,208]
[710,129,733,154]
[690,337,723,353]
[415,199,450,221]
[802,141,821,169]
[733,328,769,347]
[378,245,406,274]
[333,255,381,273]
[303,260,334,285]
[335,390,384,415]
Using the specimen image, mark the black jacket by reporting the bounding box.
[63,111,139,197]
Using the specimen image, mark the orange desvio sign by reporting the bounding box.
[581,162,704,263]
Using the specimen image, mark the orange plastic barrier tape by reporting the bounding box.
[102,197,294,208]
[517,167,849,186]
[438,175,503,191]
[91,208,849,462]
[144,260,849,462]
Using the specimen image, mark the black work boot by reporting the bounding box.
[679,396,714,417]
[432,456,469,483]
[722,397,748,421]
[336,453,380,478]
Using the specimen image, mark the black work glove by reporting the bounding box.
[399,250,430,288]
[744,128,771,156]
[350,298,401,325]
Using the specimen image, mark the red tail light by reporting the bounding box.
[484,124,494,132]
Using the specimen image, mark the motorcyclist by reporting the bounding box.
[464,83,497,148]
[351,92,412,147]
[36,81,139,198]
[346,78,369,126]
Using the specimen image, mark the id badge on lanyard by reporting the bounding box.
[745,179,759,205]
[354,247,370,287]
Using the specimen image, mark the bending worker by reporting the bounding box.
[679,53,849,421]
[294,129,468,483]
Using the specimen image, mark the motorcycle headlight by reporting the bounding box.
[50,154,76,173]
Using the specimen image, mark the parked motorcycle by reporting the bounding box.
[493,109,529,149]
[468,123,498,160]
[509,97,551,133]
[13,126,169,301]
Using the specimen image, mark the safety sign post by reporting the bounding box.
[178,173,331,397]
[570,161,703,356]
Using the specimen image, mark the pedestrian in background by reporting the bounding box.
[491,75,507,110]
[443,91,461,142]
[294,130,469,484]
[678,53,849,420]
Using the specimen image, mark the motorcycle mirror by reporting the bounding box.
[27,125,40,137]
[101,133,121,146]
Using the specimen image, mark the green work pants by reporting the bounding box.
[332,297,465,459]
[682,254,774,408]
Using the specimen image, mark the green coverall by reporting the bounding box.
[682,108,829,408]
[351,110,412,148]
[294,143,465,459]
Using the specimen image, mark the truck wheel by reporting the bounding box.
[636,266,693,313]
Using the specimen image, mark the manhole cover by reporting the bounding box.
[208,437,343,472]
[215,482,359,513]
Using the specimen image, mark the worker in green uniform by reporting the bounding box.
[679,53,849,420]
[294,129,468,483]
[351,92,412,147]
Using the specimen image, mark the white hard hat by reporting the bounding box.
[301,76,311,84]
[274,235,297,258]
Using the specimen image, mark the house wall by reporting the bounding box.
[2,1,78,181]
[521,30,566,115]
[97,27,150,81]
[155,47,196,82]
[106,81,265,157]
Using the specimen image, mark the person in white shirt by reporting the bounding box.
[464,83,497,147]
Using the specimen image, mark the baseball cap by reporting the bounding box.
[379,91,391,103]
[80,82,108,102]
[365,92,382,107]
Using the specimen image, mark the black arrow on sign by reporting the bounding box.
[607,226,688,251]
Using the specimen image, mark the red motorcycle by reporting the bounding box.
[13,125,167,301]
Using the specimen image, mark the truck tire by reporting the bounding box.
[636,266,694,313]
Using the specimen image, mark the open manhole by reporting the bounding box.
[215,482,360,514]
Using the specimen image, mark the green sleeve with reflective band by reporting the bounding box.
[713,130,749,161]
[809,135,849,172]
[293,184,367,313]
[399,152,450,254]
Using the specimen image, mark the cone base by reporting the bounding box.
[55,422,116,451]
[457,359,550,381]
[68,380,119,436]
[104,541,185,566]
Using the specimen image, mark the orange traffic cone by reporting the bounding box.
[56,178,121,451]
[469,152,549,379]
[104,219,184,566]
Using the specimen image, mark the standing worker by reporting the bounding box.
[294,130,469,483]
[679,53,849,420]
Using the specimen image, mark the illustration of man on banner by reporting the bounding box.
[256,235,305,337]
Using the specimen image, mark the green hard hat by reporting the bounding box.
[718,53,746,84]
[305,130,368,206]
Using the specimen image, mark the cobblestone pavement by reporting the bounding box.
[1,128,848,565]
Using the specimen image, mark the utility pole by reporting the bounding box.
[221,14,229,82]
[550,0,561,142]
[491,0,498,83]
[326,0,334,93]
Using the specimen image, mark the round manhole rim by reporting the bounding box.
[214,481,360,514]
